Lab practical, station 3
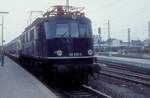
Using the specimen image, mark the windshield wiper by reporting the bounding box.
[61,32,68,37]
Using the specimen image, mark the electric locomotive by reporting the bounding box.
[5,5,99,85]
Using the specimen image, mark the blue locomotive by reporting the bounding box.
[5,5,99,85]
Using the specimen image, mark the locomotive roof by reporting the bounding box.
[25,5,91,31]
[25,15,91,31]
[43,5,85,17]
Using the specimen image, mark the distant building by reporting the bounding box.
[110,39,122,47]
[93,35,128,48]
[131,40,144,47]
[93,35,101,47]
[120,42,128,47]
[144,39,150,47]
[105,39,123,47]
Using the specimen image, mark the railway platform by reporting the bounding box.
[0,56,57,98]
[97,55,150,68]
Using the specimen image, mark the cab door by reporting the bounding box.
[36,23,46,57]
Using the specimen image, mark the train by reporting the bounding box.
[5,5,100,86]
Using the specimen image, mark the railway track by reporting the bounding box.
[57,85,112,98]
[41,78,112,98]
[33,70,112,98]
[97,61,150,87]
[98,60,150,75]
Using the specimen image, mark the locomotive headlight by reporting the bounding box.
[88,49,93,55]
[56,50,63,56]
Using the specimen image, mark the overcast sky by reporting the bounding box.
[0,0,150,43]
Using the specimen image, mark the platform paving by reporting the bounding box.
[0,56,57,98]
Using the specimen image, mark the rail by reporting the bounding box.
[56,85,112,98]
[83,85,112,98]
[98,60,150,75]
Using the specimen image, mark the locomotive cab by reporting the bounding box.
[32,6,95,64]
[43,17,93,59]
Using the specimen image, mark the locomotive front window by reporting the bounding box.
[56,24,69,38]
[44,21,91,39]
[70,23,79,37]
[79,24,91,38]
[44,22,55,39]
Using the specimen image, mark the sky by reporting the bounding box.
[0,0,150,43]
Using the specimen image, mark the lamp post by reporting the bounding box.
[29,11,43,25]
[66,0,69,12]
[98,27,101,51]
[107,20,111,56]
[0,12,9,66]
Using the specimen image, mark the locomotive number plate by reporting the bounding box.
[69,53,82,56]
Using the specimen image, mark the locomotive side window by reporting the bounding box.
[70,23,79,37]
[30,29,34,41]
[24,33,26,43]
[56,24,69,38]
[44,22,55,39]
[34,27,37,40]
[22,33,25,43]
[28,31,31,42]
[26,32,28,42]
[79,24,90,38]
